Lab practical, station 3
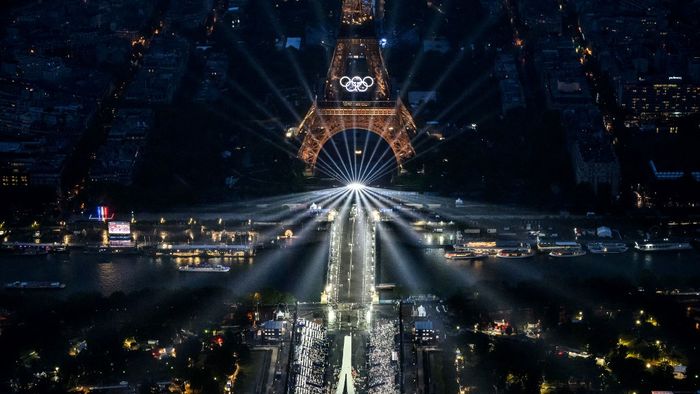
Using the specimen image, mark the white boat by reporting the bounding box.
[587,242,629,254]
[537,239,582,251]
[549,248,587,258]
[177,264,230,273]
[634,241,693,252]
[5,281,66,289]
[496,249,535,259]
[445,251,488,260]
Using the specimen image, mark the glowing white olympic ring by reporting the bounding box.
[339,76,375,93]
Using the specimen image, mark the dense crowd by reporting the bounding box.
[290,319,329,394]
[367,320,400,394]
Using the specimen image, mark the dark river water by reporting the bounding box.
[2,227,699,302]
[0,242,330,300]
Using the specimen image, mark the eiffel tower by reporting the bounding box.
[297,0,416,176]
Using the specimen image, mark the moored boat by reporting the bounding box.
[549,248,587,258]
[445,251,488,260]
[177,264,230,273]
[496,249,535,259]
[587,242,629,254]
[537,239,582,252]
[5,281,66,289]
[634,240,693,252]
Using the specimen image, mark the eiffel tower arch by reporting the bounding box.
[297,0,416,176]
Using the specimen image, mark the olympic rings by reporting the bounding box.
[339,76,375,93]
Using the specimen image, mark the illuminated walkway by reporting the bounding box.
[335,335,356,394]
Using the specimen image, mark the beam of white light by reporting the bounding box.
[355,104,380,187]
[374,221,425,292]
[355,127,372,190]
[361,188,427,246]
[253,188,349,244]
[353,130,359,184]
[327,133,357,184]
[147,189,342,222]
[315,158,352,184]
[211,85,359,186]
[356,189,425,254]
[395,7,452,100]
[360,148,397,185]
[428,72,493,124]
[356,138,387,185]
[341,129,357,183]
[205,96,299,160]
[318,146,353,184]
[365,188,594,317]
[247,191,353,297]
[224,80,288,130]
[215,81,350,183]
[412,16,495,118]
[361,188,507,304]
[363,107,496,185]
[331,114,355,183]
[290,228,334,300]
[227,36,301,123]
[358,142,395,184]
[327,103,499,185]
[346,182,366,191]
[367,188,589,309]
[357,111,383,185]
[354,188,574,312]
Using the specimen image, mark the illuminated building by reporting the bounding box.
[413,320,435,344]
[618,77,700,124]
[261,320,286,341]
[0,161,29,187]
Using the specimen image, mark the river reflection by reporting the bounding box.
[1,234,699,302]
[0,241,327,300]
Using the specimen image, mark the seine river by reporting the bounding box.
[0,244,329,300]
[1,234,699,302]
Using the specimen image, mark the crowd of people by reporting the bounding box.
[367,320,400,394]
[290,319,329,394]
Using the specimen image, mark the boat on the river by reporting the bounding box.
[634,240,693,252]
[549,248,587,258]
[445,251,488,260]
[5,281,66,289]
[587,242,628,254]
[496,249,536,259]
[177,264,230,273]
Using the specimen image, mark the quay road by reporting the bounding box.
[336,203,374,306]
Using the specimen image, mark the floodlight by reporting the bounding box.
[346,182,366,191]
